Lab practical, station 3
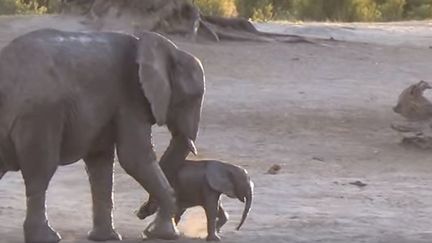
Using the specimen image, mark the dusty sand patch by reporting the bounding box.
[257,20,432,48]
[1,16,432,242]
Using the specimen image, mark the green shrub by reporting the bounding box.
[0,0,49,15]
[350,0,381,21]
[195,0,237,17]
[290,0,381,21]
[405,2,432,19]
[252,3,273,21]
[234,0,432,22]
[45,0,61,14]
[236,0,294,20]
[235,0,253,18]
[1,0,432,21]
[0,0,18,15]
[291,0,324,21]
[378,0,406,20]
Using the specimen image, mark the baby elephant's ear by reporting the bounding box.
[206,161,236,198]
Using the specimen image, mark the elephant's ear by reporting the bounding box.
[206,161,236,198]
[136,32,174,126]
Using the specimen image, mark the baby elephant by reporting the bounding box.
[137,160,254,241]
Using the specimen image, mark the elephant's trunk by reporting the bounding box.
[138,133,196,220]
[236,181,254,230]
[0,162,6,180]
[166,95,202,158]
[159,135,192,183]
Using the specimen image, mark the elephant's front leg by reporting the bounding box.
[24,190,61,243]
[84,146,122,241]
[116,117,179,240]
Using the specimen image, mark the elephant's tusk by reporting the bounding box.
[187,138,198,156]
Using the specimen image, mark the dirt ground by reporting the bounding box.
[1,15,432,243]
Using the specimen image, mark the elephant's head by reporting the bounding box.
[136,31,205,167]
[206,161,254,230]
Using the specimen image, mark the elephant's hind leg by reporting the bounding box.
[203,191,222,241]
[216,204,228,233]
[174,207,186,225]
[12,117,62,243]
[84,143,122,241]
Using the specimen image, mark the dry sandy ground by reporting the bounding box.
[1,16,432,243]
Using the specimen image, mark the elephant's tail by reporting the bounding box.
[236,180,254,230]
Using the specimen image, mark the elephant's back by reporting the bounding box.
[0,28,138,89]
[2,28,137,54]
[177,162,207,185]
[0,29,141,143]
[0,29,138,118]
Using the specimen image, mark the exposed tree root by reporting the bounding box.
[62,0,316,44]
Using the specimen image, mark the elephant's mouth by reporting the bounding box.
[163,128,198,158]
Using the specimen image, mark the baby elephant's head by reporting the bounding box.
[206,161,254,230]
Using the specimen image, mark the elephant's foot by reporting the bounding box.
[88,227,122,241]
[24,221,61,243]
[206,234,221,241]
[143,215,179,240]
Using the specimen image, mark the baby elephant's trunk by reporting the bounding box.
[236,181,254,230]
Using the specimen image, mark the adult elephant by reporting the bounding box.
[0,28,205,243]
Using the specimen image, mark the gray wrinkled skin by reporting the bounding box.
[0,28,205,243]
[137,159,254,242]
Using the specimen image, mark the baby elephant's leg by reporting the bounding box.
[204,191,222,241]
[174,208,186,225]
[216,204,229,233]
